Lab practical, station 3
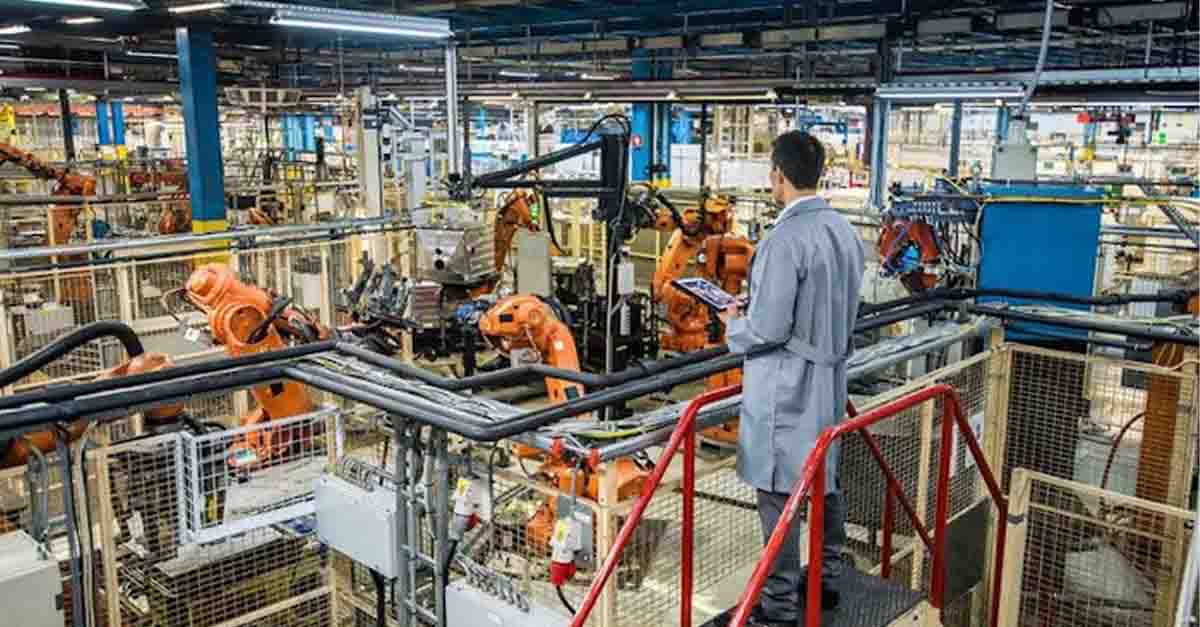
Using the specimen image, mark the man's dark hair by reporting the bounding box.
[771,131,825,189]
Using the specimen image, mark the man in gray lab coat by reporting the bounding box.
[718,131,864,625]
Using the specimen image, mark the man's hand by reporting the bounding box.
[716,305,739,326]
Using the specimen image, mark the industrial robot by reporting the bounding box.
[0,142,191,243]
[181,263,328,467]
[876,216,943,293]
[470,189,541,298]
[477,295,646,555]
[644,188,754,446]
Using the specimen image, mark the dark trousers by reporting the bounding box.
[754,487,848,620]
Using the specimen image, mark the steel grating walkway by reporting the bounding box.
[700,569,926,627]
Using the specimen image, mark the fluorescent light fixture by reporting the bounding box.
[1033,101,1195,108]
[499,69,539,79]
[25,86,47,92]
[127,50,178,59]
[270,14,451,39]
[0,43,20,50]
[0,26,32,36]
[63,16,103,24]
[581,73,616,80]
[168,2,225,13]
[398,64,439,73]
[876,85,1025,101]
[20,0,147,11]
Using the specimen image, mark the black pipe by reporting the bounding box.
[1018,329,1151,352]
[967,304,1196,346]
[0,366,285,437]
[284,365,497,429]
[857,301,947,329]
[0,341,334,411]
[337,342,727,391]
[0,321,145,389]
[0,301,952,440]
[859,287,1194,317]
[473,139,605,187]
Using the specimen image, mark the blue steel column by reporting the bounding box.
[630,52,654,182]
[110,101,127,159]
[947,100,963,177]
[176,27,226,233]
[95,100,111,147]
[994,106,1010,143]
[653,60,672,183]
[868,99,890,208]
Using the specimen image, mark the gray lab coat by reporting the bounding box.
[727,196,865,494]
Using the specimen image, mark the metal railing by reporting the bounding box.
[572,381,1011,627]
[568,384,742,627]
[729,383,1008,627]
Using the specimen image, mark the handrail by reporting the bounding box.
[569,384,744,627]
[727,382,1010,627]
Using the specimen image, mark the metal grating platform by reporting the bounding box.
[700,569,926,627]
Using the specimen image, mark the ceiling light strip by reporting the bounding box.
[20,0,146,11]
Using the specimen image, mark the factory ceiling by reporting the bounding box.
[0,1,1196,100]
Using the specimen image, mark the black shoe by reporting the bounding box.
[745,605,798,627]
[796,579,841,610]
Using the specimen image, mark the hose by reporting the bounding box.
[0,321,144,388]
[1016,0,1055,119]
[56,431,85,627]
[556,585,577,615]
[369,569,388,627]
[440,539,459,588]
[75,423,98,627]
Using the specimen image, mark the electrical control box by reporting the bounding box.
[0,530,63,627]
[314,474,399,579]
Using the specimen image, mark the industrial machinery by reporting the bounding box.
[640,187,752,444]
[478,294,583,404]
[0,142,96,246]
[0,143,193,244]
[471,189,542,298]
[878,181,982,294]
[180,264,326,466]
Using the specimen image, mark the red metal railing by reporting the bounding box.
[727,382,1009,627]
[570,382,1008,627]
[569,385,742,627]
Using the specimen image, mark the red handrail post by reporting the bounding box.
[930,400,955,616]
[569,385,740,627]
[681,426,696,627]
[805,460,827,627]
[881,485,895,579]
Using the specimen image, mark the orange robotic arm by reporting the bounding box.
[648,194,742,352]
[0,352,181,470]
[468,191,540,298]
[184,264,322,465]
[0,142,96,245]
[877,218,941,293]
[478,294,583,404]
[493,190,539,276]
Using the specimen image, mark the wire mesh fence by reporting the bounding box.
[1000,469,1195,627]
[0,231,405,394]
[0,322,1193,627]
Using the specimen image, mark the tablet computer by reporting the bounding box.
[672,277,741,310]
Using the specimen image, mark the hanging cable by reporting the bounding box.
[1016,0,1058,122]
[556,585,577,615]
